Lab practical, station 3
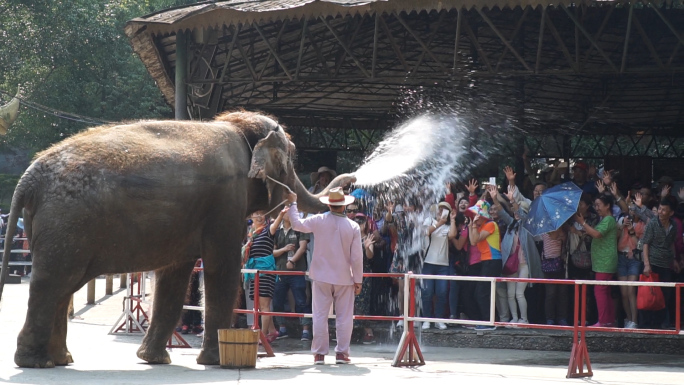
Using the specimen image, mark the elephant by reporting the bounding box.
[0,110,355,368]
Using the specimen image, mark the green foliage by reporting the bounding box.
[0,174,20,209]
[0,0,199,151]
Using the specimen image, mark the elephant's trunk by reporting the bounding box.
[0,87,21,136]
[293,173,356,215]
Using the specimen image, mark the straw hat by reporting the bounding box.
[310,166,337,185]
[319,187,355,206]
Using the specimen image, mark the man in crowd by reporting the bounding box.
[272,208,311,341]
[641,197,681,328]
[286,187,363,365]
[572,162,599,195]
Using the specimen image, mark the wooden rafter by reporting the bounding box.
[461,15,493,72]
[253,21,293,80]
[560,5,617,72]
[477,8,531,71]
[320,16,371,77]
[394,12,449,73]
[378,15,409,73]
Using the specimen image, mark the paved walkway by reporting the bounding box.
[0,277,683,385]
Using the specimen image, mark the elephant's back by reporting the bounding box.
[28,120,250,206]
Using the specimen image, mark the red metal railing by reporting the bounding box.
[238,269,682,377]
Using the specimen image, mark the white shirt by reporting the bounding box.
[424,219,450,266]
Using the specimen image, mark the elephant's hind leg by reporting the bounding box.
[137,261,195,364]
[47,295,74,366]
[15,269,78,368]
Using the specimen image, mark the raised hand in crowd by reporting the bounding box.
[678,187,684,202]
[486,184,498,200]
[634,192,643,207]
[596,180,605,194]
[505,185,517,203]
[363,235,375,254]
[466,179,479,196]
[661,185,671,199]
[503,166,516,186]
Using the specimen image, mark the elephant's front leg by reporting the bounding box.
[196,252,242,365]
[137,261,195,364]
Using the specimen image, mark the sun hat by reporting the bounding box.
[468,200,492,220]
[437,201,452,212]
[319,187,355,206]
[394,204,404,214]
[310,166,337,185]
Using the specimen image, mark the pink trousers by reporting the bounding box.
[594,272,615,325]
[311,281,355,356]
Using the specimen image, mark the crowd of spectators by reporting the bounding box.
[234,159,684,344]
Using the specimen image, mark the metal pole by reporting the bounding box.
[120,273,127,289]
[175,30,189,120]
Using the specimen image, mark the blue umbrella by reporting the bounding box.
[523,182,582,237]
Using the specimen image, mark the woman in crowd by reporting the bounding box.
[243,208,286,342]
[448,212,468,322]
[489,185,543,325]
[421,202,458,330]
[617,208,645,329]
[541,227,568,326]
[576,194,618,327]
[567,193,600,325]
[353,212,377,344]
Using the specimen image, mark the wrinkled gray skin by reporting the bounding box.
[0,111,354,368]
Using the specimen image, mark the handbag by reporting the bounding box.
[570,239,592,269]
[502,242,520,276]
[541,248,564,273]
[637,273,666,311]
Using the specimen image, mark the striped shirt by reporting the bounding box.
[249,226,275,259]
[541,233,562,258]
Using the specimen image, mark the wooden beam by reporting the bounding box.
[395,12,449,73]
[379,16,409,73]
[220,24,240,81]
[253,22,293,80]
[453,10,462,75]
[545,12,577,72]
[494,7,530,72]
[631,12,665,69]
[648,2,684,47]
[560,4,617,72]
[620,3,634,73]
[296,19,308,80]
[411,11,446,76]
[535,7,546,74]
[581,6,614,68]
[461,16,493,73]
[320,16,371,77]
[233,31,258,81]
[306,27,332,76]
[476,7,531,72]
[257,20,289,80]
[335,14,367,76]
[372,13,379,78]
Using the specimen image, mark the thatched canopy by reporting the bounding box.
[125,0,684,158]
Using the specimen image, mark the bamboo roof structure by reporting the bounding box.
[126,0,684,157]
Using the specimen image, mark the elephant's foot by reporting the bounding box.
[136,345,171,364]
[51,349,73,366]
[196,347,220,365]
[14,349,55,369]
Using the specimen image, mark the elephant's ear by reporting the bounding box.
[248,130,290,181]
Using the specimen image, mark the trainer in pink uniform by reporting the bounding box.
[287,187,363,364]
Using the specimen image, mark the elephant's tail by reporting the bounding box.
[0,178,27,307]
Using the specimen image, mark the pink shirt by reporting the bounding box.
[288,204,364,285]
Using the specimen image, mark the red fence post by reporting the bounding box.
[392,273,425,367]
[253,270,275,357]
[567,283,592,378]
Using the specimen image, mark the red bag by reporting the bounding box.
[637,273,666,311]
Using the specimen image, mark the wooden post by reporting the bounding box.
[105,274,113,295]
[120,273,127,288]
[87,279,95,305]
[175,29,189,120]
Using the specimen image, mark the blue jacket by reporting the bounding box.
[498,207,544,281]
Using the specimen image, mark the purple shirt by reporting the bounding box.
[288,204,364,285]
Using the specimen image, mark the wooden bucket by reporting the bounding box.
[218,329,259,368]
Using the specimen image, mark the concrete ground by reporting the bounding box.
[0,277,683,385]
